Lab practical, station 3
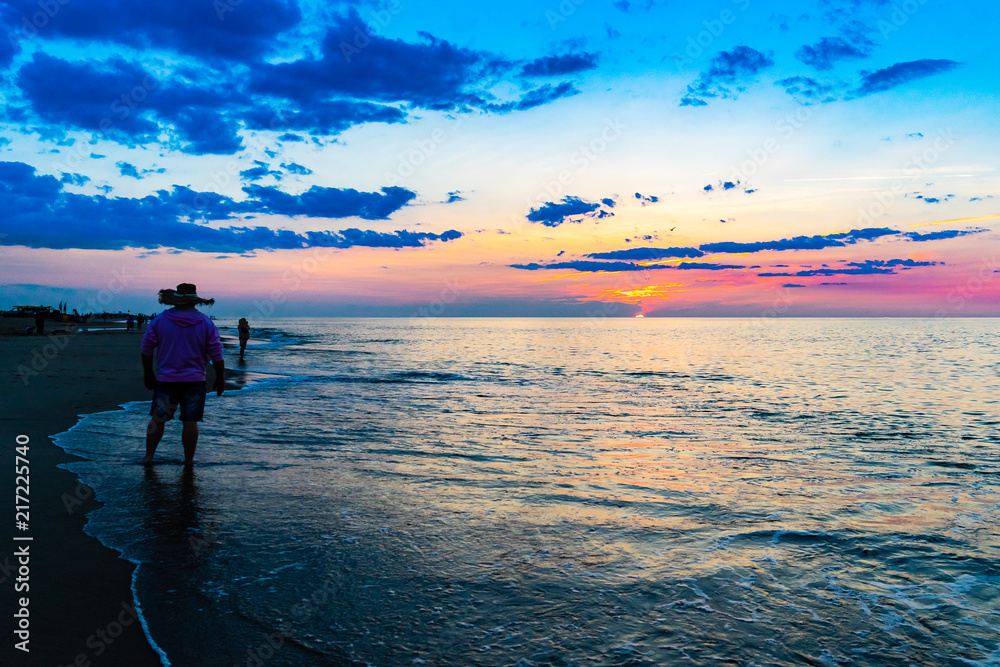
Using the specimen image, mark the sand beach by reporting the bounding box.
[1,328,228,666]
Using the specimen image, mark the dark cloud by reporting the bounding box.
[512,260,646,272]
[904,229,978,241]
[760,258,939,277]
[485,82,579,113]
[699,227,903,254]
[680,46,774,107]
[2,0,301,62]
[116,161,140,179]
[634,192,659,204]
[9,10,587,154]
[775,76,843,103]
[855,59,960,97]
[0,20,16,69]
[912,193,954,204]
[585,247,704,260]
[250,9,509,111]
[511,260,744,272]
[0,161,446,252]
[60,172,90,186]
[240,160,282,181]
[171,106,244,154]
[526,226,982,275]
[759,267,885,277]
[601,197,616,207]
[783,283,807,288]
[526,196,603,227]
[17,54,163,144]
[242,184,417,220]
[281,162,313,176]
[446,190,465,203]
[703,180,756,195]
[795,36,873,70]
[16,53,245,154]
[14,53,413,153]
[778,59,958,105]
[521,53,598,77]
[675,262,744,270]
[241,101,406,135]
[847,258,939,268]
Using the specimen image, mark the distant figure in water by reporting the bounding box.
[127,314,134,332]
[34,312,45,336]
[238,317,250,359]
[140,283,225,465]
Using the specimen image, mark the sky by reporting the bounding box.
[1,0,998,317]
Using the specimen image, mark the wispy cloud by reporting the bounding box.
[526,196,607,227]
[795,36,873,70]
[513,226,983,274]
[760,258,940,277]
[680,46,774,107]
[854,59,960,97]
[521,53,598,77]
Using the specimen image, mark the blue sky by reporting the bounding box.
[1,0,998,316]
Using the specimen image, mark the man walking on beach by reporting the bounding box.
[238,317,250,359]
[140,283,225,465]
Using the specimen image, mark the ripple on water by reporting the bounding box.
[53,319,1000,665]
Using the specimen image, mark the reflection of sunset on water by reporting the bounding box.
[59,318,1000,664]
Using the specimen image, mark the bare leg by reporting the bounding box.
[182,421,199,465]
[142,418,165,464]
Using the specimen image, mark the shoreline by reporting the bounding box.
[0,330,238,666]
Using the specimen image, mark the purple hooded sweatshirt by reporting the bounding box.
[141,307,224,382]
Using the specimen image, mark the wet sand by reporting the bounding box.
[0,330,231,666]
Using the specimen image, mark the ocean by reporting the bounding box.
[55,318,1000,666]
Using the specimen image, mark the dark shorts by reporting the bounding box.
[150,381,207,422]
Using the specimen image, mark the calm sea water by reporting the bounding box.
[57,318,1000,666]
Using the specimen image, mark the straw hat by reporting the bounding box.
[158,283,215,306]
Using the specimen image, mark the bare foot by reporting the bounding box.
[140,455,154,464]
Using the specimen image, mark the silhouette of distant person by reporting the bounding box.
[237,317,250,359]
[141,283,225,466]
[34,312,44,336]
